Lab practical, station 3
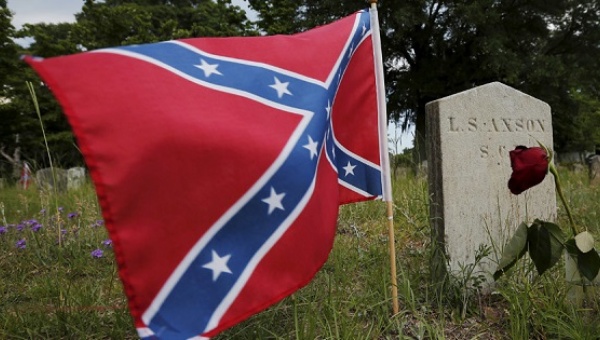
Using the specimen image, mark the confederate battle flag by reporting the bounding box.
[25,8,391,339]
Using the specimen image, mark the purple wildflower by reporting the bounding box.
[58,207,64,212]
[91,248,104,258]
[30,223,43,232]
[16,223,25,232]
[93,220,104,228]
[16,238,26,249]
[40,208,46,215]
[102,239,113,247]
[0,226,7,235]
[61,229,67,235]
[68,212,78,219]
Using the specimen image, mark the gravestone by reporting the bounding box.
[566,152,600,304]
[426,82,556,287]
[565,252,600,305]
[67,167,86,190]
[36,167,68,192]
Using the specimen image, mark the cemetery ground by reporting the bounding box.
[1,168,599,339]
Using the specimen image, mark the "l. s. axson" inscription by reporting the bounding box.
[448,117,546,133]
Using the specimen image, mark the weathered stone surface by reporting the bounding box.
[566,251,600,305]
[67,167,86,190]
[588,155,600,185]
[36,167,68,192]
[426,82,556,286]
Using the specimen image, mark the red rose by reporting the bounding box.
[508,146,549,195]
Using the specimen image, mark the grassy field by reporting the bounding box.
[1,168,599,339]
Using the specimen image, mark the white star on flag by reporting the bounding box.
[194,59,222,78]
[269,77,292,98]
[343,161,356,176]
[303,136,319,160]
[261,187,286,214]
[202,250,232,281]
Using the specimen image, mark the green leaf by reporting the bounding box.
[565,238,578,256]
[575,231,595,253]
[577,248,600,281]
[494,222,528,280]
[566,239,600,281]
[528,220,566,276]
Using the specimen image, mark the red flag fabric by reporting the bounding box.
[25,9,387,339]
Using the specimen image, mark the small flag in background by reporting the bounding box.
[19,162,31,190]
[25,8,389,339]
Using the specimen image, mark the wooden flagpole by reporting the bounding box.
[369,0,399,315]
[387,200,399,314]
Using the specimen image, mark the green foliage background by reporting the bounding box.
[1,0,600,178]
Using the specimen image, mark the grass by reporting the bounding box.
[0,168,599,339]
